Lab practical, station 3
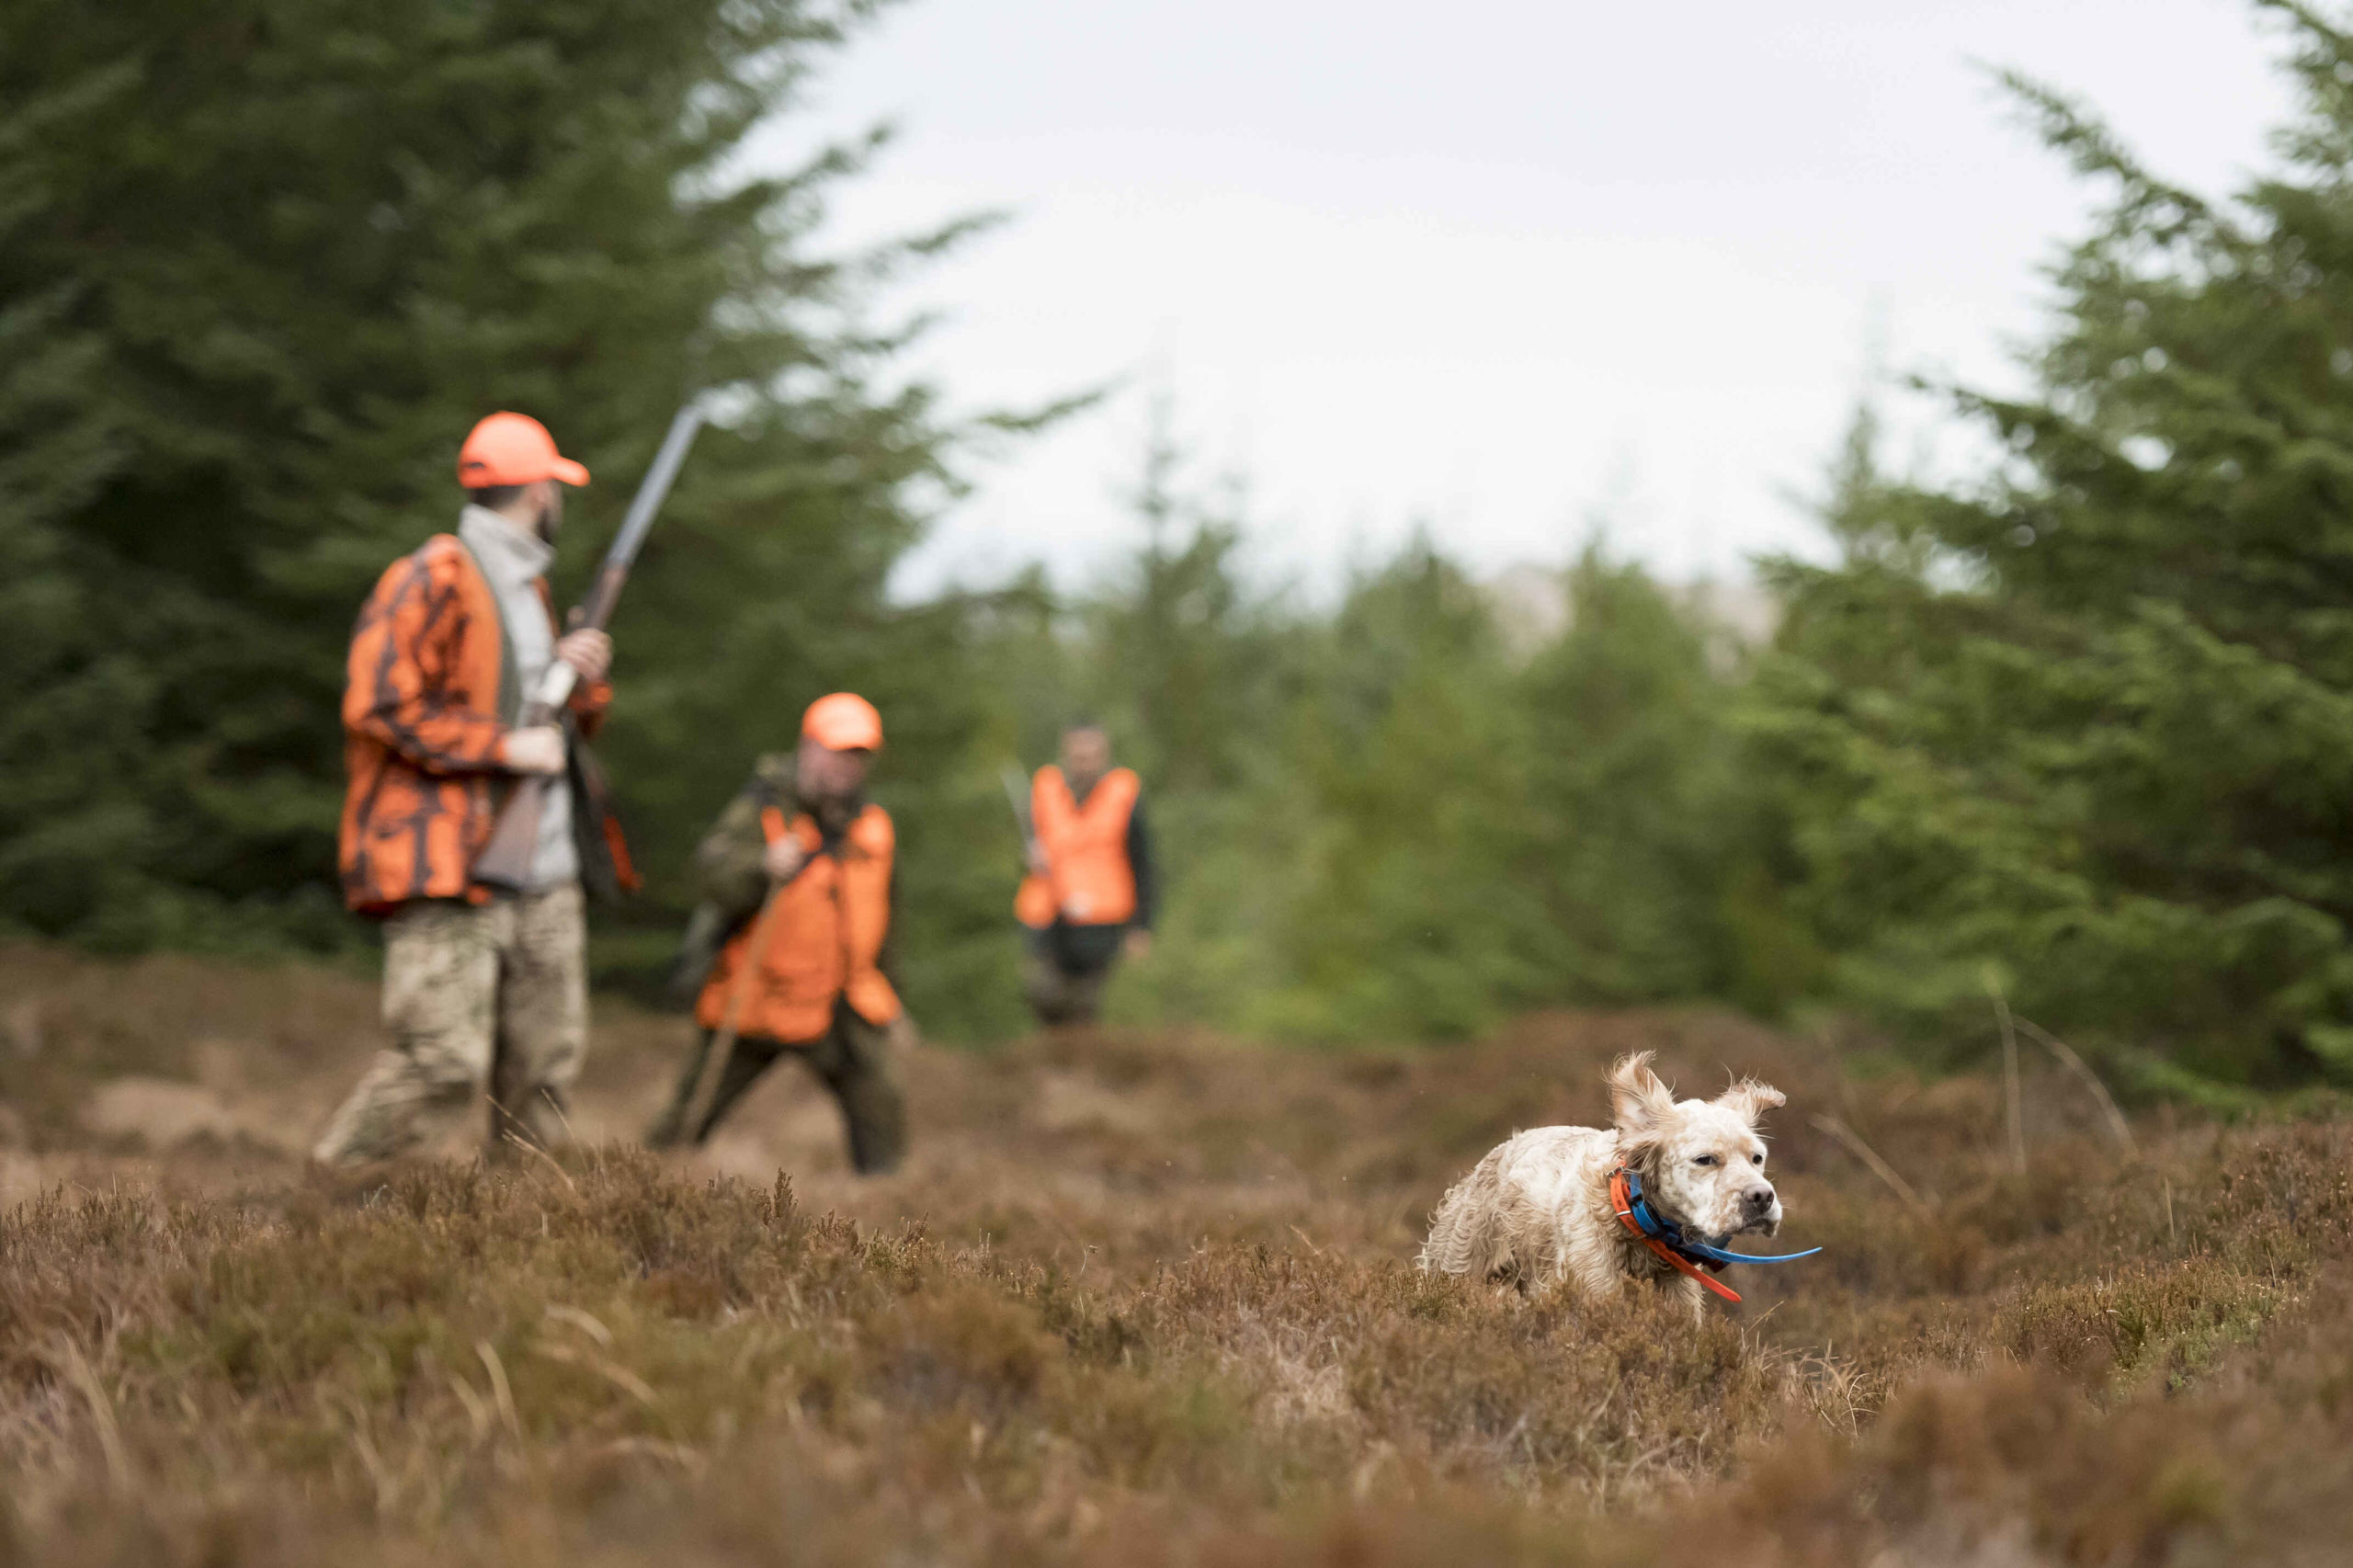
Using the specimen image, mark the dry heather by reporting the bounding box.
[2,945,2351,1565]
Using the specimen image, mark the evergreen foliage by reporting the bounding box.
[1264,542,1552,1040]
[0,0,1017,1027]
[1754,1,2353,1085]
[1526,553,1810,1015]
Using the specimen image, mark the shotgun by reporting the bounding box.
[1000,764,1041,868]
[473,399,708,892]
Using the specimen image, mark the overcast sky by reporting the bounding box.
[756,0,2301,597]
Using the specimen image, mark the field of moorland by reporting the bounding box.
[3,943,2352,1566]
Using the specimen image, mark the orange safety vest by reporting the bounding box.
[695,802,903,1043]
[1016,765,1140,928]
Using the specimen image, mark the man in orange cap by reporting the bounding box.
[314,412,629,1166]
[645,693,910,1172]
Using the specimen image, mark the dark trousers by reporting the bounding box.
[647,1004,906,1174]
[1022,922,1127,1026]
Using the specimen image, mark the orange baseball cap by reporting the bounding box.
[457,412,590,488]
[802,692,883,752]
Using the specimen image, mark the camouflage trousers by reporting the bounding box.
[313,884,588,1166]
[645,1004,908,1175]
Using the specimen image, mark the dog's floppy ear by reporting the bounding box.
[1608,1051,1676,1153]
[1715,1077,1786,1127]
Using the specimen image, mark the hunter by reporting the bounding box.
[646,693,910,1172]
[1015,721,1157,1026]
[315,412,633,1166]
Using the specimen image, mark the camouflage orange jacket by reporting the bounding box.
[338,532,623,914]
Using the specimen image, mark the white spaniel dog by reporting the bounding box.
[1417,1051,1799,1317]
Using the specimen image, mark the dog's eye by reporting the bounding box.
[1692,1154,1717,1166]
[1751,1153,1764,1165]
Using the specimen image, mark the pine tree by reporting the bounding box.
[1756,1,2353,1085]
[1266,541,1555,1040]
[1522,551,1800,1008]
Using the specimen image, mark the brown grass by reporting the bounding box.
[1,945,2350,1563]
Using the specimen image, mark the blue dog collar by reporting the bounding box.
[1621,1167,1823,1267]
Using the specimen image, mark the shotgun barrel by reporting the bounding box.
[1000,764,1040,864]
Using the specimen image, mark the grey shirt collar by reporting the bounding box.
[458,504,555,593]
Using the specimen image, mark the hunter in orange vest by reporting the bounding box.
[1014,722,1157,1026]
[313,413,625,1168]
[645,693,909,1172]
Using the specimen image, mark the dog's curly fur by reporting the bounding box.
[1416,1051,1789,1318]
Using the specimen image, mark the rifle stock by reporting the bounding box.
[473,777,549,890]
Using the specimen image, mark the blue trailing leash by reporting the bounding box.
[1608,1166,1822,1304]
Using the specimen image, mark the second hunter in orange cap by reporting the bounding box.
[646,693,909,1172]
[801,691,884,753]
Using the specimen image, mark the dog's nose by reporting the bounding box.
[1744,1186,1776,1215]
